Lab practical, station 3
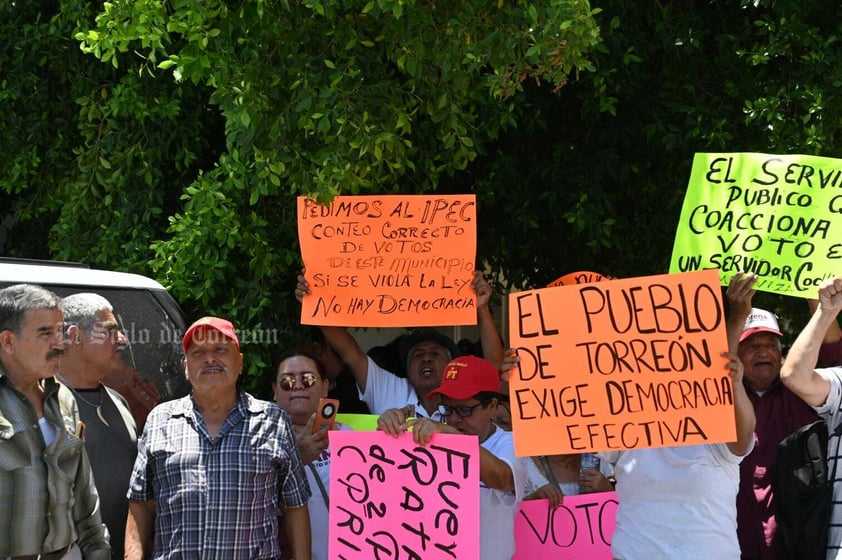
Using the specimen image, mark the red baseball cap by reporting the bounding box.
[740,308,782,343]
[427,355,502,400]
[182,317,240,351]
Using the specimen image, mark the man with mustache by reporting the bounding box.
[0,284,110,559]
[125,316,311,560]
[59,293,137,560]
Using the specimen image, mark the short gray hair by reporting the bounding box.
[62,293,113,335]
[0,284,62,334]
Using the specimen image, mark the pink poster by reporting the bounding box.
[514,492,618,559]
[328,430,481,559]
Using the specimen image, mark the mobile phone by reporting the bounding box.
[313,398,340,433]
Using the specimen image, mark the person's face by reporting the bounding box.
[407,340,451,397]
[273,355,328,425]
[494,401,512,431]
[183,328,243,394]
[439,395,497,442]
[738,332,783,392]
[1,308,65,380]
[80,309,127,375]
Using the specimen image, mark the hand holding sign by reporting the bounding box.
[508,270,735,456]
[328,430,480,560]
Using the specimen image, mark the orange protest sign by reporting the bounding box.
[507,269,735,456]
[297,195,477,327]
[546,271,607,288]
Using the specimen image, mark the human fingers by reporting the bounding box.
[541,484,563,508]
[500,349,519,381]
[721,350,743,383]
[819,277,842,311]
[376,408,407,437]
[294,274,311,302]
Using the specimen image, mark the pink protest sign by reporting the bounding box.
[328,430,481,559]
[514,492,618,559]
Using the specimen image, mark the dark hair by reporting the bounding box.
[473,391,503,406]
[0,284,62,334]
[267,349,327,391]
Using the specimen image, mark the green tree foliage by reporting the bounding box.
[1,0,600,384]
[474,0,842,332]
[3,1,841,383]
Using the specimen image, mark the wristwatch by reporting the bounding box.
[608,475,617,488]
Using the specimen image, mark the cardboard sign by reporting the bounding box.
[298,195,477,327]
[328,430,480,560]
[670,152,842,297]
[546,271,607,288]
[514,492,618,559]
[507,269,734,456]
[335,413,379,431]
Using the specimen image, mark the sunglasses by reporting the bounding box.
[437,402,486,418]
[276,371,320,391]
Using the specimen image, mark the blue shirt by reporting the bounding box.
[128,392,310,559]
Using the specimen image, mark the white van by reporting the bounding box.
[0,258,190,425]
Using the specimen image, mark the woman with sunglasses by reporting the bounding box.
[271,350,350,560]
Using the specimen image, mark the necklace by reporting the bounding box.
[60,380,110,427]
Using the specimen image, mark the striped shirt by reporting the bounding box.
[128,392,310,560]
[0,370,110,558]
[813,367,842,559]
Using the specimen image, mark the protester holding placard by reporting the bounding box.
[271,350,351,560]
[726,272,819,559]
[600,350,755,559]
[295,270,504,419]
[377,355,528,560]
[779,276,842,559]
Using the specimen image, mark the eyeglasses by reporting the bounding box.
[277,372,320,391]
[437,402,486,418]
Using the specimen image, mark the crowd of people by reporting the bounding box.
[1,271,842,559]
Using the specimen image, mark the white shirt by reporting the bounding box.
[602,442,751,560]
[813,367,842,560]
[360,357,444,420]
[479,427,529,560]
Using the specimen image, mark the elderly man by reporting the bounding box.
[0,284,110,559]
[726,273,819,559]
[378,355,527,560]
[59,293,137,560]
[125,317,311,560]
[295,271,504,419]
[780,277,842,559]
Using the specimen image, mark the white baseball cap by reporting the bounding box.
[740,308,782,342]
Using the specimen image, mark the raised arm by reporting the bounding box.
[807,297,842,367]
[296,273,370,391]
[723,350,756,456]
[725,272,757,351]
[474,271,504,369]
[807,297,842,345]
[780,277,842,406]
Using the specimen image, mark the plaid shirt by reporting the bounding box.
[128,392,310,560]
[0,370,110,558]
